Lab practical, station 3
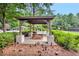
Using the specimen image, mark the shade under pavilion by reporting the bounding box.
[16,16,54,35]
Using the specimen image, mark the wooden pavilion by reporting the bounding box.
[16,16,55,45]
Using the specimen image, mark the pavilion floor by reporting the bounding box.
[16,34,55,45]
[23,35,48,44]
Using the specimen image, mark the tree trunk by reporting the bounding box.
[32,5,35,32]
[32,5,35,16]
[2,12,6,32]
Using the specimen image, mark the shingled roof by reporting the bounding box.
[16,16,54,24]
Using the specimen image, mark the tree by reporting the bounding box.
[0,3,27,32]
[52,13,64,30]
[52,13,79,30]
[0,3,54,32]
[24,3,54,31]
[25,3,53,16]
[0,3,8,32]
[62,14,71,30]
[67,13,74,25]
[52,13,72,30]
[76,13,79,19]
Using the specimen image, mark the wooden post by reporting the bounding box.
[47,20,51,36]
[49,20,51,35]
[30,23,32,37]
[33,24,34,32]
[18,20,25,44]
[19,20,22,35]
[30,23,32,33]
[47,20,52,45]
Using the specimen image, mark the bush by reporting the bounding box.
[52,30,79,52]
[0,32,18,48]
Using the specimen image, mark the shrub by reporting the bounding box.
[52,30,79,52]
[0,32,18,48]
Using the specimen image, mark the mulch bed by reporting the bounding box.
[2,44,79,56]
[0,48,3,56]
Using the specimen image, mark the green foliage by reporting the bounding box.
[0,3,54,30]
[52,13,79,30]
[0,32,18,48]
[52,30,79,52]
[9,19,19,28]
[27,3,53,16]
[0,22,2,28]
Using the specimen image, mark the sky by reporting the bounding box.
[52,3,79,15]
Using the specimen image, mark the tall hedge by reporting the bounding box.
[52,30,79,52]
